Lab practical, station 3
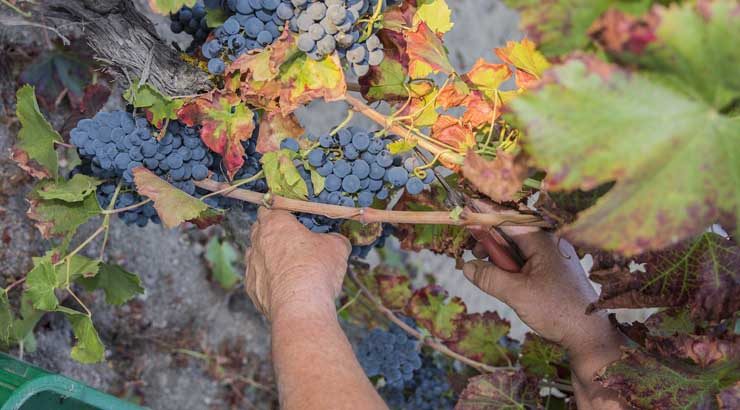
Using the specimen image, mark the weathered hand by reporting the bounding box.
[245,208,351,320]
[463,228,605,350]
[463,225,628,409]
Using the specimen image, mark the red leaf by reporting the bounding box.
[177,90,255,179]
[462,149,529,202]
[256,111,305,154]
[404,22,454,77]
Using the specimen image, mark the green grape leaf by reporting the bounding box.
[594,1,740,111]
[457,369,541,410]
[376,275,412,310]
[310,168,326,196]
[589,233,739,321]
[178,90,255,179]
[596,347,739,409]
[255,110,305,154]
[12,292,45,343]
[123,81,184,128]
[58,254,100,283]
[502,0,653,57]
[0,292,13,343]
[644,308,697,338]
[132,167,209,228]
[57,307,105,364]
[228,33,347,115]
[406,285,466,340]
[205,7,228,27]
[12,85,61,179]
[520,333,567,379]
[26,187,101,239]
[25,259,58,311]
[37,174,102,202]
[78,263,144,306]
[447,312,514,367]
[511,53,740,255]
[405,22,454,77]
[414,0,454,34]
[148,0,196,14]
[386,139,417,155]
[204,238,241,290]
[261,149,309,200]
[360,57,409,103]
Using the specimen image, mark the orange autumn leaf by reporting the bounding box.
[495,39,551,89]
[438,78,470,109]
[431,115,476,153]
[464,59,512,100]
[462,91,498,129]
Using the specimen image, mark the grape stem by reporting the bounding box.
[3,277,26,294]
[193,178,549,228]
[0,0,31,17]
[347,267,508,374]
[343,93,465,166]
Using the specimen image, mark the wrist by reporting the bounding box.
[270,280,338,323]
[566,315,626,384]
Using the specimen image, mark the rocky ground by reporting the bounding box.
[0,1,528,409]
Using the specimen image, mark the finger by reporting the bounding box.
[501,230,558,260]
[257,206,269,220]
[472,242,489,259]
[461,260,524,304]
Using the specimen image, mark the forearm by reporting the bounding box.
[271,298,387,410]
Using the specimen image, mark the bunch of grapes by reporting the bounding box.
[379,357,456,410]
[70,111,217,226]
[355,322,422,388]
[289,0,386,76]
[307,127,434,206]
[170,2,211,44]
[201,0,296,74]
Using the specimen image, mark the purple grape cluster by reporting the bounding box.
[355,322,422,388]
[170,2,211,43]
[289,0,386,76]
[307,127,434,206]
[201,0,296,74]
[379,357,456,410]
[70,111,216,226]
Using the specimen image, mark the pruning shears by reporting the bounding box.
[416,151,526,273]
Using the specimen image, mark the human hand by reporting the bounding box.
[463,225,628,409]
[245,208,351,321]
[463,227,606,349]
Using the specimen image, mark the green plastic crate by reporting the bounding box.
[0,352,145,410]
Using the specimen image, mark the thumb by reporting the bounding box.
[462,260,524,304]
[327,232,352,255]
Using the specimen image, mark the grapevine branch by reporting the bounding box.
[347,267,503,374]
[194,179,549,228]
[343,93,465,166]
